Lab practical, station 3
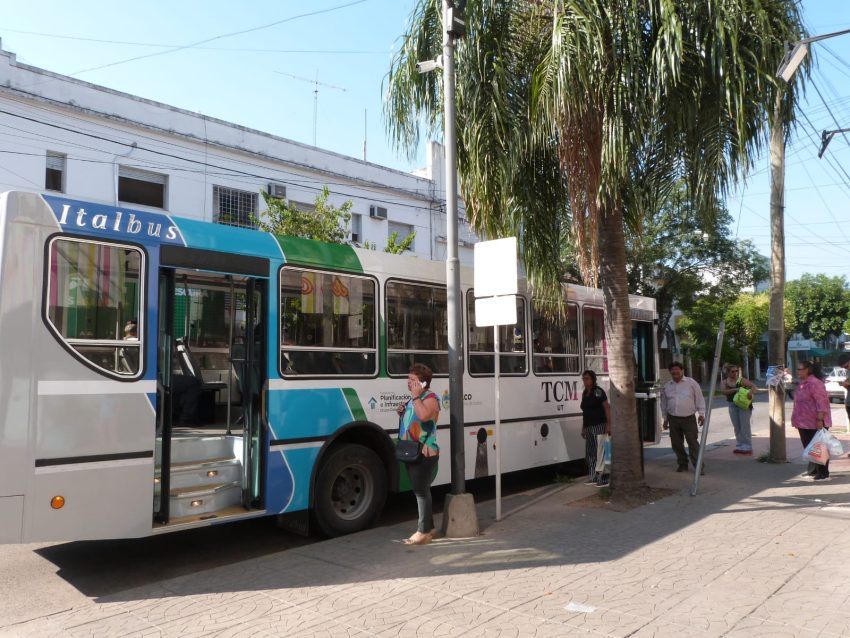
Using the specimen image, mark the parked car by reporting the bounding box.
[823,367,847,403]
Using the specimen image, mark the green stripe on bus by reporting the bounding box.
[342,387,367,421]
[276,236,363,272]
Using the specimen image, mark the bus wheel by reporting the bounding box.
[313,443,387,537]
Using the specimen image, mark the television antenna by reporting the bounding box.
[274,70,347,146]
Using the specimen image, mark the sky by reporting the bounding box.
[0,0,848,282]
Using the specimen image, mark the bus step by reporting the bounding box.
[169,481,241,519]
[163,435,238,464]
[165,457,242,490]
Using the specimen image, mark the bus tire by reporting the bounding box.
[313,443,387,537]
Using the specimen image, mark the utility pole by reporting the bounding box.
[768,27,850,461]
[768,88,787,462]
[417,0,477,537]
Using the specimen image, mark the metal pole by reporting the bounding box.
[494,325,501,521]
[691,320,725,496]
[443,0,466,495]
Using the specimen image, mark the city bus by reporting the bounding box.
[0,191,660,543]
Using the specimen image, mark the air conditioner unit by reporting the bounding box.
[268,183,287,199]
[369,205,388,220]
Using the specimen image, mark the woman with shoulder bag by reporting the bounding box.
[580,369,611,487]
[396,363,440,545]
[719,364,755,455]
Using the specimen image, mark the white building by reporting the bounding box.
[0,42,478,262]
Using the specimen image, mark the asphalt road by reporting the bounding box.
[2,392,846,628]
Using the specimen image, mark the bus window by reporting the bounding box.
[279,267,377,376]
[632,320,657,384]
[531,302,579,374]
[583,306,608,373]
[45,237,144,378]
[467,290,527,375]
[385,280,448,375]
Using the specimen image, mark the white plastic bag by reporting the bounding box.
[802,430,830,466]
[822,429,845,457]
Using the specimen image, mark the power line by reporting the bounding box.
[64,1,372,77]
[0,107,442,213]
[0,91,438,202]
[0,27,388,55]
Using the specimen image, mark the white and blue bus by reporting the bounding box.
[0,191,660,543]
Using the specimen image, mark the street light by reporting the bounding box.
[767,26,850,462]
[417,0,478,538]
[818,128,850,158]
[776,27,850,82]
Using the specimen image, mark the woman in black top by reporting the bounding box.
[580,369,611,487]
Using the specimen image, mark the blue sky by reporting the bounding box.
[1,0,848,281]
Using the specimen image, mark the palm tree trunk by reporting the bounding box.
[599,201,644,492]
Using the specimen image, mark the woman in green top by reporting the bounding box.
[396,363,440,545]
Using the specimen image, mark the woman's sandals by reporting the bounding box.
[404,529,435,545]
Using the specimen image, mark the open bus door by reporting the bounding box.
[154,248,266,527]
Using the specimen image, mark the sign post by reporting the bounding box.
[474,238,518,521]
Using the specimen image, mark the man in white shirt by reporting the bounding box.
[661,361,706,473]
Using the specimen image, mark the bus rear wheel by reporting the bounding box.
[313,443,387,537]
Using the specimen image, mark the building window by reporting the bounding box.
[467,290,527,375]
[387,221,414,251]
[350,213,362,243]
[213,185,259,229]
[118,167,166,208]
[385,280,448,375]
[45,152,66,192]
[279,267,377,376]
[45,237,145,378]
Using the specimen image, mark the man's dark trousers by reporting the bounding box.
[669,413,700,468]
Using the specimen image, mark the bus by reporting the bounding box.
[0,191,660,543]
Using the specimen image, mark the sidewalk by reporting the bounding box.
[7,429,850,638]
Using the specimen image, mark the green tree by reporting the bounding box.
[385,0,804,495]
[384,231,416,254]
[785,274,850,342]
[361,231,417,253]
[621,183,769,347]
[253,186,351,243]
[724,292,795,363]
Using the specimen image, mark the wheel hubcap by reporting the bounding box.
[331,463,374,521]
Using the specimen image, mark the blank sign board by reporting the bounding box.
[474,237,518,298]
[475,295,517,327]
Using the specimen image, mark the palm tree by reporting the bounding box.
[385,0,805,496]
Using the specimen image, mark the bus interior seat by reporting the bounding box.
[175,337,227,392]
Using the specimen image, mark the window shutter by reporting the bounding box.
[46,153,65,170]
[118,166,166,184]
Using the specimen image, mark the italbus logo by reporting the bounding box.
[44,195,183,244]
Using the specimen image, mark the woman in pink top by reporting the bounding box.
[791,360,832,481]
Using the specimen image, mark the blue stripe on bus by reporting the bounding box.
[172,217,282,260]
[266,448,315,513]
[267,388,353,440]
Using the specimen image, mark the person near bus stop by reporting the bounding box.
[792,359,832,481]
[660,361,706,473]
[719,363,755,455]
[837,353,850,433]
[396,363,440,545]
[579,369,611,487]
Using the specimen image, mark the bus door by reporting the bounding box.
[155,246,267,525]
